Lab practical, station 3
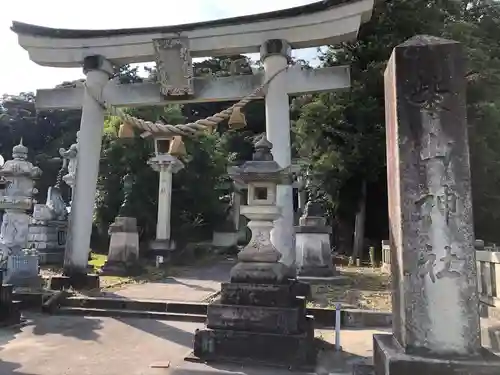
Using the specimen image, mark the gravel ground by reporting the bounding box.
[309,266,392,311]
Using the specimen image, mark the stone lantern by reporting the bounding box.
[193,136,315,368]
[148,135,185,254]
[226,136,291,283]
[0,141,42,285]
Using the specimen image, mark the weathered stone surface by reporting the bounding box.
[206,303,305,334]
[373,334,500,375]
[296,232,337,278]
[229,261,289,284]
[385,36,480,355]
[193,321,315,367]
[49,274,99,290]
[220,282,299,307]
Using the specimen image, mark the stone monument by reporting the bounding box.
[0,141,42,287]
[191,137,315,368]
[100,172,140,275]
[295,167,340,282]
[358,36,500,375]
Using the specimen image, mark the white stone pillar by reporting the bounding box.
[157,165,173,240]
[65,56,113,274]
[261,39,295,270]
[148,153,184,251]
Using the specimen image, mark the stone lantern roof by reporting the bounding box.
[228,136,290,184]
[0,141,41,179]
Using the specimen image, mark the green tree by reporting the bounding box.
[294,0,500,253]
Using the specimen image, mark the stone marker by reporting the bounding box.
[295,171,343,283]
[101,173,140,275]
[362,35,500,375]
[191,136,314,369]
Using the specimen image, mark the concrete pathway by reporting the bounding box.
[107,259,235,302]
[0,313,383,375]
[1,314,500,375]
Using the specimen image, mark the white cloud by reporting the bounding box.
[0,0,319,95]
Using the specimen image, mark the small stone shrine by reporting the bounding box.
[356,36,500,375]
[100,172,140,275]
[0,141,42,287]
[295,168,339,282]
[192,136,315,369]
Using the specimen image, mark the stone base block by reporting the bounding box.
[38,250,65,265]
[373,334,500,375]
[298,264,339,277]
[220,282,307,307]
[193,324,315,367]
[49,274,100,291]
[149,239,176,252]
[298,274,349,285]
[108,231,139,264]
[0,284,21,327]
[212,232,238,248]
[229,262,289,284]
[0,301,21,328]
[206,303,306,335]
[99,260,143,277]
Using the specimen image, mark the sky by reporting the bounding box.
[0,0,322,95]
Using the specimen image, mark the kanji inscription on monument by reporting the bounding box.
[383,35,480,357]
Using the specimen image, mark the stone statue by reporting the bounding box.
[59,131,79,190]
[45,186,67,221]
[118,172,135,217]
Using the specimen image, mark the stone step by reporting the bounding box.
[62,296,208,315]
[207,303,309,334]
[193,324,316,368]
[220,282,308,307]
[54,306,207,322]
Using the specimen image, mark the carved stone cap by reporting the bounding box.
[260,39,291,61]
[227,136,290,184]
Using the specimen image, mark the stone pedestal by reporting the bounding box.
[0,271,21,327]
[191,137,315,369]
[358,36,500,375]
[100,216,140,276]
[295,213,340,282]
[28,220,67,264]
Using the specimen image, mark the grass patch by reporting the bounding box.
[88,252,107,272]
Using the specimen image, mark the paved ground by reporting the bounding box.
[0,313,386,375]
[107,260,235,302]
[2,313,500,375]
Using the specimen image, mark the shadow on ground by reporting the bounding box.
[30,313,103,341]
[114,317,193,348]
[0,360,38,375]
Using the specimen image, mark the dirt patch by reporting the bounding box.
[309,266,392,312]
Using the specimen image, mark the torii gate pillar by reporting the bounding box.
[261,39,295,272]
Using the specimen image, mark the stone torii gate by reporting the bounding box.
[11,0,374,280]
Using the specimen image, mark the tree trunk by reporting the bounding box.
[352,180,367,261]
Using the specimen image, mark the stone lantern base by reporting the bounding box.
[100,217,141,276]
[295,215,346,284]
[190,278,315,369]
[0,271,21,327]
[190,234,315,369]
